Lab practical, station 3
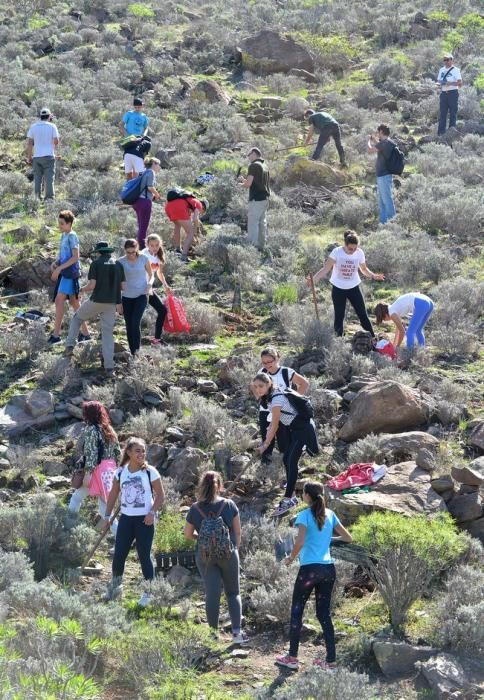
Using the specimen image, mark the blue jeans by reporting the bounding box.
[122,294,148,355]
[376,174,396,224]
[406,297,434,348]
[112,514,154,581]
[438,90,458,135]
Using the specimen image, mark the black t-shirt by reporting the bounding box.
[186,498,239,546]
[89,255,126,305]
[375,138,395,177]
[123,137,151,158]
[248,159,271,201]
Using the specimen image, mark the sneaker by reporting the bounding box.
[108,546,115,556]
[77,333,91,342]
[48,335,61,345]
[275,654,300,670]
[274,497,298,517]
[313,659,337,670]
[180,254,189,264]
[232,631,250,645]
[138,591,153,608]
[150,338,166,346]
[175,247,183,256]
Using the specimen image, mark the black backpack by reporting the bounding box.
[385,142,405,176]
[166,187,195,202]
[261,366,292,388]
[272,388,314,420]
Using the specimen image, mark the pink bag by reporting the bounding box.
[163,294,190,334]
[88,459,117,501]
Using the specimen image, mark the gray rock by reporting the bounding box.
[259,96,282,108]
[430,475,454,494]
[25,390,54,418]
[0,459,10,470]
[146,443,166,467]
[328,461,446,524]
[197,379,218,394]
[43,461,66,476]
[0,392,56,437]
[165,426,188,442]
[0,444,8,456]
[373,640,438,677]
[451,465,483,487]
[60,422,84,440]
[416,448,436,472]
[469,456,484,473]
[288,68,318,83]
[165,446,207,492]
[417,654,468,699]
[54,410,71,421]
[166,564,191,586]
[66,404,84,420]
[142,391,164,407]
[178,376,198,389]
[299,361,320,376]
[45,475,71,489]
[458,484,479,495]
[343,391,358,402]
[240,30,314,75]
[463,516,484,543]
[469,421,484,452]
[108,408,124,426]
[191,79,231,105]
[447,493,482,522]
[154,147,177,169]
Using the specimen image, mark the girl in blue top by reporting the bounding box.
[275,482,352,671]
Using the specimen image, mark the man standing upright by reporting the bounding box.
[120,97,149,138]
[26,107,59,200]
[367,124,396,225]
[436,54,462,135]
[303,109,347,167]
[239,148,271,250]
[65,242,125,375]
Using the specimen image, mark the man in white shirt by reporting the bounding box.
[436,54,462,136]
[26,107,60,199]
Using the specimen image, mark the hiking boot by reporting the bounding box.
[275,654,300,670]
[77,333,91,343]
[104,576,123,602]
[48,335,61,345]
[274,497,298,517]
[138,591,153,608]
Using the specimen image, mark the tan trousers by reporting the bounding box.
[247,199,269,250]
[66,300,116,369]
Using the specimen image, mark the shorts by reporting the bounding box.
[124,153,145,175]
[57,276,77,296]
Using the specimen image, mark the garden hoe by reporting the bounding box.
[78,504,120,578]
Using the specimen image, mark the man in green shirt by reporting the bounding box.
[304,109,347,167]
[239,147,271,250]
[64,242,125,373]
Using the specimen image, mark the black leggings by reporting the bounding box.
[331,284,374,337]
[112,514,154,581]
[284,418,319,498]
[122,294,148,355]
[289,563,336,660]
[148,292,167,339]
[259,410,291,457]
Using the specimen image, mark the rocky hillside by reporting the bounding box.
[0,0,483,698]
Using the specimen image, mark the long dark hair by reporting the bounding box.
[82,401,117,444]
[304,481,326,530]
[197,470,223,503]
[120,436,148,469]
[375,302,389,325]
[252,371,274,410]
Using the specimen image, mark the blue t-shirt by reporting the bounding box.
[294,507,341,565]
[59,231,79,265]
[123,110,149,136]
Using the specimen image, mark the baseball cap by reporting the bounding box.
[40,107,51,117]
[443,53,453,59]
[90,241,114,254]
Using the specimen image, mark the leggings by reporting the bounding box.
[112,514,154,581]
[331,284,374,337]
[406,297,434,348]
[196,548,242,633]
[289,563,336,661]
[122,294,148,355]
[148,292,167,340]
[284,418,319,498]
[259,410,291,458]
[68,486,118,537]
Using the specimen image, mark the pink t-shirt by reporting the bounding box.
[329,246,365,290]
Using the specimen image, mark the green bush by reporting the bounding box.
[272,283,298,305]
[128,2,155,18]
[153,513,195,554]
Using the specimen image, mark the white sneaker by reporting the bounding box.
[274,497,298,516]
[232,631,250,645]
[138,591,153,608]
[104,578,123,602]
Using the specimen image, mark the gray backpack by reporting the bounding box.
[195,500,233,563]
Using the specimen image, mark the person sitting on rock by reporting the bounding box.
[48,210,90,345]
[303,109,347,167]
[164,191,208,264]
[307,230,384,338]
[257,346,309,467]
[375,293,434,350]
[252,371,319,517]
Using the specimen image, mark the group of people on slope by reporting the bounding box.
[49,210,172,373]
[68,396,352,665]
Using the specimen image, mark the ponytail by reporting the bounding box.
[304,481,326,530]
[197,470,223,503]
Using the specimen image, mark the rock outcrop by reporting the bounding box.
[239,30,314,75]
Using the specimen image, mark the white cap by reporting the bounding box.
[443,53,453,60]
[40,107,51,117]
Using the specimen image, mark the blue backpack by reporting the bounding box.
[120,175,148,205]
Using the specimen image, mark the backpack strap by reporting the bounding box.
[194,499,227,520]
[271,391,295,416]
[281,367,289,387]
[442,66,456,82]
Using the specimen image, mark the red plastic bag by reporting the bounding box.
[375,339,397,360]
[163,294,190,334]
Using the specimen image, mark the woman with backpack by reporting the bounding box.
[374,293,434,349]
[67,401,121,536]
[118,239,153,356]
[103,436,164,606]
[164,191,208,263]
[258,346,309,467]
[307,230,384,338]
[251,372,319,516]
[140,233,171,346]
[275,482,352,671]
[132,156,161,247]
[184,471,248,644]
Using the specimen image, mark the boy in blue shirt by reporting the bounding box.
[120,97,149,137]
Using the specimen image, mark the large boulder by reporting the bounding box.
[328,461,446,523]
[469,421,484,452]
[282,158,349,189]
[191,80,231,105]
[0,391,55,437]
[451,464,483,487]
[339,381,431,441]
[239,30,314,75]
[377,431,439,461]
[164,446,207,493]
[417,654,468,699]
[373,640,438,678]
[447,492,482,523]
[7,255,55,292]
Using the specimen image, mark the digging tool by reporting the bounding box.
[308,273,320,321]
[0,291,30,302]
[274,142,317,153]
[78,504,121,577]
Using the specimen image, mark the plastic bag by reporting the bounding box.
[374,339,397,360]
[163,294,190,334]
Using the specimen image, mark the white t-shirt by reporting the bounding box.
[259,366,295,418]
[140,248,161,284]
[388,293,431,318]
[329,246,365,290]
[437,65,461,92]
[27,121,59,158]
[268,392,298,426]
[115,465,160,516]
